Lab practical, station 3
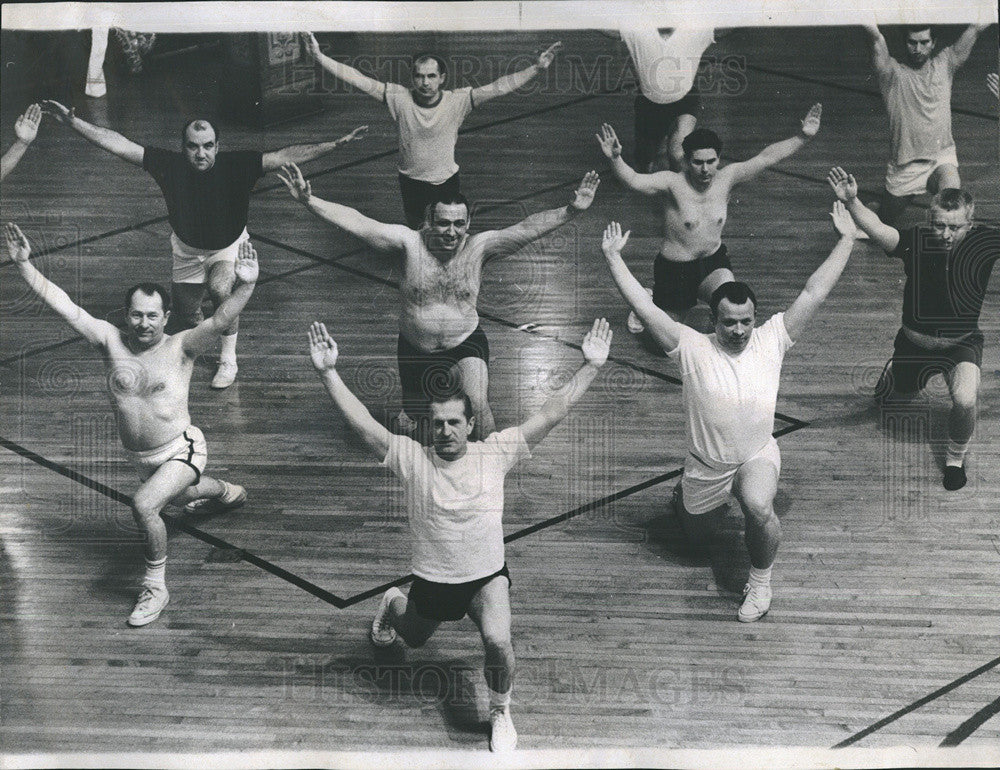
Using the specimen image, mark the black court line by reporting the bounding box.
[939,695,1000,746]
[832,653,1000,747]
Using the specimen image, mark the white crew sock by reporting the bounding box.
[488,686,512,711]
[219,333,238,363]
[945,439,969,467]
[144,557,166,588]
[748,565,772,588]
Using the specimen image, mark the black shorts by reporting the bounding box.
[884,328,984,394]
[409,564,511,622]
[652,244,733,313]
[398,172,461,230]
[634,91,701,172]
[397,325,490,412]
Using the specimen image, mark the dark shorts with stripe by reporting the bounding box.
[881,328,984,395]
[653,244,733,313]
[409,564,511,622]
[397,325,490,412]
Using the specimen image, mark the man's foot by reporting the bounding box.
[370,587,403,647]
[489,706,517,752]
[738,582,772,623]
[943,464,967,491]
[128,584,169,627]
[184,481,247,515]
[211,361,238,389]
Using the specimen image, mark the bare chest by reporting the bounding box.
[403,248,482,305]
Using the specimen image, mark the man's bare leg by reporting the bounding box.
[468,576,517,751]
[733,458,780,622]
[454,356,495,440]
[207,260,239,388]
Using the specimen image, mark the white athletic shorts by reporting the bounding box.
[885,146,959,198]
[171,229,249,284]
[124,425,208,483]
[681,436,781,515]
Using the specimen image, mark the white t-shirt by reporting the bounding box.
[667,314,793,466]
[877,49,956,165]
[381,426,531,583]
[385,83,474,183]
[620,25,714,104]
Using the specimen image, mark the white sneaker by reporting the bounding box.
[211,360,238,389]
[370,587,403,647]
[738,582,772,623]
[489,706,517,752]
[128,583,169,627]
[184,482,246,515]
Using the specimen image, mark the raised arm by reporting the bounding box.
[827,166,900,253]
[1,104,41,181]
[180,241,258,356]
[862,23,893,73]
[782,202,857,342]
[471,42,561,107]
[301,32,386,101]
[596,123,672,196]
[727,103,821,185]
[277,162,412,252]
[40,100,143,166]
[950,24,989,70]
[600,222,685,352]
[5,223,115,347]
[519,317,611,449]
[308,321,391,457]
[261,125,368,172]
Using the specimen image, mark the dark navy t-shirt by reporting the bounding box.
[143,148,264,250]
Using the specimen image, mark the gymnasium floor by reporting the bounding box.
[1,19,999,767]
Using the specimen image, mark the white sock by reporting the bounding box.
[219,480,238,503]
[488,686,512,711]
[748,565,772,587]
[945,439,969,467]
[144,557,166,588]
[219,333,238,363]
[87,28,109,83]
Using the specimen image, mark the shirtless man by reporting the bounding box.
[1,104,42,181]
[40,99,366,388]
[302,32,561,228]
[600,206,858,621]
[6,223,258,627]
[279,161,599,439]
[308,317,611,751]
[862,22,989,227]
[596,103,821,332]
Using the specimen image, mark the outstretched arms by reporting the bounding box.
[5,223,115,347]
[596,123,672,196]
[40,100,144,166]
[727,103,821,185]
[277,162,413,252]
[2,104,42,181]
[482,171,600,259]
[600,222,685,353]
[827,166,900,253]
[301,33,387,101]
[861,22,893,73]
[308,321,392,458]
[180,241,259,356]
[261,125,368,172]
[950,24,989,70]
[782,202,858,342]
[518,317,612,449]
[471,42,561,106]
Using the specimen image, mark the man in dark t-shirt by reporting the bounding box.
[41,100,366,388]
[832,167,1000,491]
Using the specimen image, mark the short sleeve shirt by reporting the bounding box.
[381,426,530,583]
[142,148,264,250]
[620,25,714,104]
[877,49,956,165]
[667,314,793,465]
[385,84,473,183]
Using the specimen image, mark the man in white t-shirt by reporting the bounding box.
[619,24,714,172]
[302,32,561,227]
[600,206,859,621]
[307,318,611,751]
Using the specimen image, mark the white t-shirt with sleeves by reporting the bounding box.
[667,313,793,466]
[381,426,531,583]
[620,25,714,104]
[384,83,474,183]
[877,49,956,165]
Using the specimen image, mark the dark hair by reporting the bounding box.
[424,192,471,225]
[930,188,974,215]
[413,53,447,79]
[124,282,171,313]
[709,281,757,316]
[180,119,219,146]
[681,128,722,159]
[904,24,935,41]
[429,391,474,421]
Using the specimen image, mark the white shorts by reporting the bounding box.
[885,146,959,198]
[124,426,208,483]
[681,437,781,515]
[171,229,249,284]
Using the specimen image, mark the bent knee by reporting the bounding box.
[483,633,513,654]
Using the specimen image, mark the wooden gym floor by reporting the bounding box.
[1,24,999,762]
